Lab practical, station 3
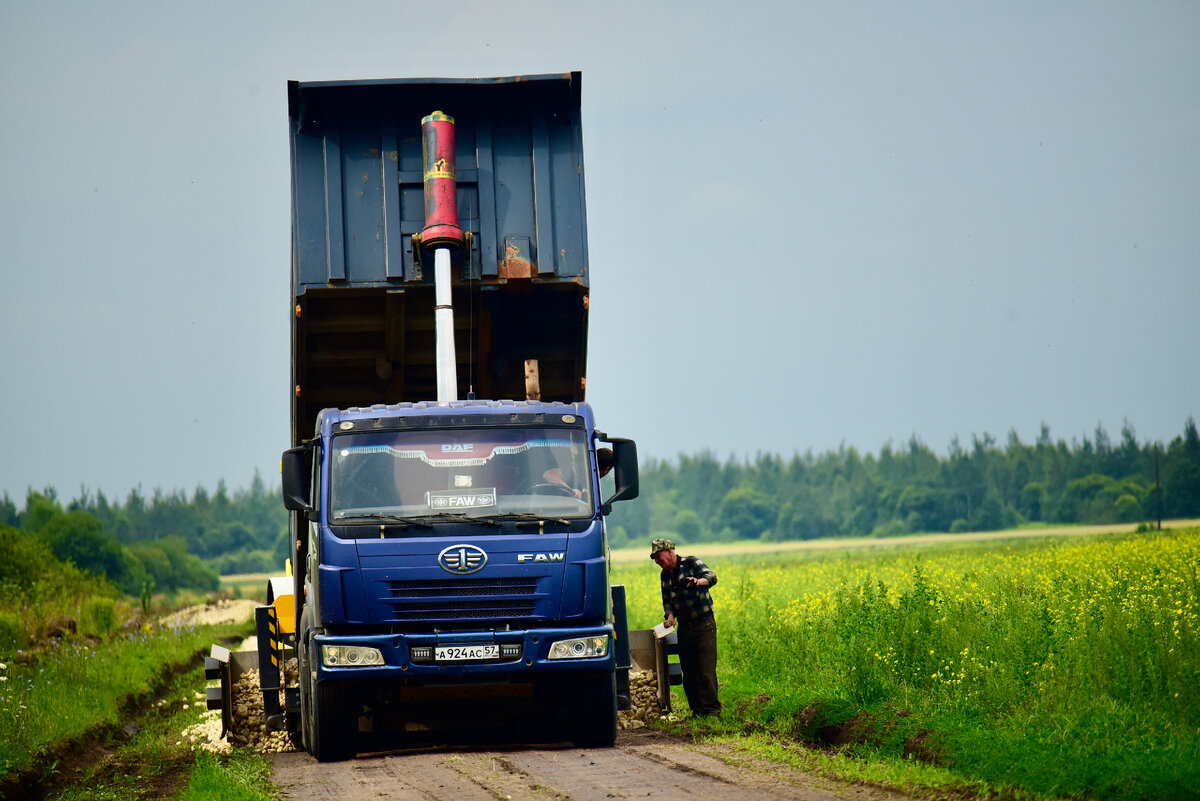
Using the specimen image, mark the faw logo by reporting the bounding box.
[438,544,488,574]
[441,444,473,452]
[517,552,565,564]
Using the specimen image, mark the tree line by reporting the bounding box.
[605,418,1200,547]
[2,419,1198,595]
[0,470,289,596]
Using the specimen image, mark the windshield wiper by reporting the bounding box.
[331,513,434,528]
[473,512,572,527]
[352,513,508,525]
[331,515,508,534]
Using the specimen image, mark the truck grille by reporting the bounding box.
[381,577,541,623]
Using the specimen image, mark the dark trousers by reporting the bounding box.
[677,616,720,716]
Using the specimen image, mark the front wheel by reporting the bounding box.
[299,605,359,762]
[309,677,358,762]
[571,672,618,748]
[297,609,313,752]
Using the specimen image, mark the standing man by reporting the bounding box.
[650,538,722,718]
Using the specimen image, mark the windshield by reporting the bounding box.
[329,426,595,523]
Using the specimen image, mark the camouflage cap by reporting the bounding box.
[649,538,675,558]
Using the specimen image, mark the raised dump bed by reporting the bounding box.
[289,73,591,444]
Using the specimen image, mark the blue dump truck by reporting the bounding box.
[204,73,643,761]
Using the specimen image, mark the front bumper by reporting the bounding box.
[311,624,615,682]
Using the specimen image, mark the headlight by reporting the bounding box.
[322,645,384,667]
[547,635,609,660]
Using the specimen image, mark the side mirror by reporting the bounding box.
[281,446,312,512]
[601,437,639,514]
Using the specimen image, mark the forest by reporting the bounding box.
[0,472,285,597]
[2,418,1199,595]
[605,418,1200,547]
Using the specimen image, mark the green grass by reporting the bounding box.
[614,526,1200,800]
[174,750,278,801]
[0,619,251,780]
[676,725,1033,800]
[218,573,272,604]
[35,656,277,801]
[46,665,208,801]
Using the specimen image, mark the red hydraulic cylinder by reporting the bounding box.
[420,110,464,251]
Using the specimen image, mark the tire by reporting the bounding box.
[310,677,358,762]
[298,605,359,762]
[571,672,618,748]
[298,608,314,753]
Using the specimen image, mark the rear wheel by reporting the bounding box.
[571,672,617,748]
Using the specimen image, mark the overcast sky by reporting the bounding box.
[1,1,1197,503]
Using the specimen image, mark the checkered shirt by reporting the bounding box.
[660,555,718,624]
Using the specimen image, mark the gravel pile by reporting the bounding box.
[181,708,230,754]
[226,661,299,753]
[618,668,665,730]
[183,656,300,754]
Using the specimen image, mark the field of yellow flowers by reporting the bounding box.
[614,526,1199,800]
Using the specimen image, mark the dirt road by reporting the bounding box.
[196,597,910,799]
[269,728,911,801]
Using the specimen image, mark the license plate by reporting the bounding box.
[435,644,499,661]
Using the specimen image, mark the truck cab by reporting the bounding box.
[283,401,636,757]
